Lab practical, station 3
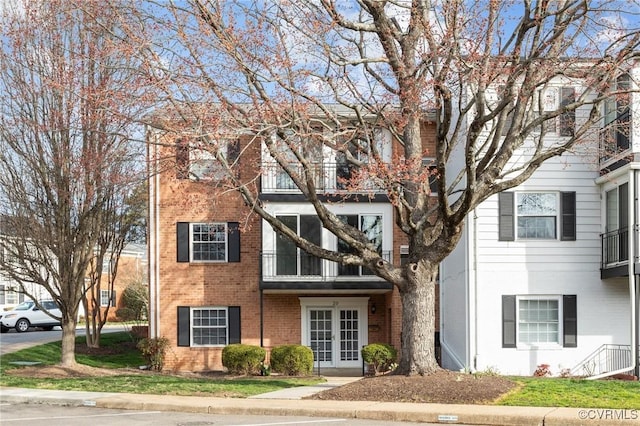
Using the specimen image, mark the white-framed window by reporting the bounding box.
[516,192,558,239]
[0,284,24,305]
[191,223,228,262]
[191,307,228,346]
[542,86,576,136]
[336,128,391,191]
[275,215,322,277]
[100,290,114,307]
[517,296,561,347]
[338,214,383,276]
[176,137,235,181]
[273,130,325,191]
[499,191,576,242]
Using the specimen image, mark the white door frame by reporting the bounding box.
[299,297,369,368]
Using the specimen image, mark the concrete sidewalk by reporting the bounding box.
[2,385,639,425]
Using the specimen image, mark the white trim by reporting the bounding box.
[190,306,229,347]
[516,295,563,350]
[189,222,229,263]
[514,191,560,240]
[148,127,161,339]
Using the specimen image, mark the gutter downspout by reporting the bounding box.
[147,128,161,338]
[470,209,478,371]
[630,166,639,378]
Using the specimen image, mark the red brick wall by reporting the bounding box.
[152,121,438,372]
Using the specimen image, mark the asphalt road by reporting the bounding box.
[0,403,462,426]
[0,324,128,355]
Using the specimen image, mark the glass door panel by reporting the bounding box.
[309,309,333,366]
[339,309,359,362]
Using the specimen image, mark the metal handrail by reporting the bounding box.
[261,162,384,193]
[571,343,632,378]
[260,250,391,280]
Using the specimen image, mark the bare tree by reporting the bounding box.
[134,0,640,375]
[82,182,147,348]
[0,0,147,366]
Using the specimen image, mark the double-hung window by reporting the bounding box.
[100,290,115,307]
[518,297,560,346]
[177,306,241,348]
[176,137,238,181]
[517,193,558,239]
[176,221,240,263]
[191,223,227,262]
[498,191,576,241]
[0,285,24,305]
[191,307,228,346]
[502,295,577,348]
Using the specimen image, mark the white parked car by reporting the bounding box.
[0,300,61,333]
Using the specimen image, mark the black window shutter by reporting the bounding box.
[560,192,576,241]
[176,138,190,179]
[177,222,190,263]
[0,285,5,304]
[563,295,577,348]
[111,290,117,307]
[502,295,516,348]
[227,139,240,163]
[177,306,191,347]
[560,87,576,137]
[228,306,241,344]
[227,222,240,263]
[498,192,515,241]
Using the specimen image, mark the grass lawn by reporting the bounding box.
[497,376,640,409]
[0,332,323,397]
[1,332,638,407]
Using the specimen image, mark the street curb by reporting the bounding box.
[2,388,639,426]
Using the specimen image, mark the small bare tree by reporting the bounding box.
[0,0,147,366]
[82,182,147,348]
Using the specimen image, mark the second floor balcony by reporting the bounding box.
[261,162,382,194]
[601,227,629,279]
[260,251,393,292]
[599,110,631,171]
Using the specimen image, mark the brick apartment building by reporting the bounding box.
[147,112,437,373]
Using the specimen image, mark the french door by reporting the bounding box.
[301,298,368,368]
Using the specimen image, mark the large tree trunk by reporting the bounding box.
[396,260,440,375]
[60,319,77,367]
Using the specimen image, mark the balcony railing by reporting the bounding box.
[599,110,631,167]
[261,162,382,193]
[601,227,629,268]
[261,251,391,281]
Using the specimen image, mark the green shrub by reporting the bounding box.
[270,344,314,376]
[222,344,266,375]
[116,278,148,323]
[137,337,170,371]
[361,343,397,374]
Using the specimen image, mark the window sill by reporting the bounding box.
[516,344,563,351]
